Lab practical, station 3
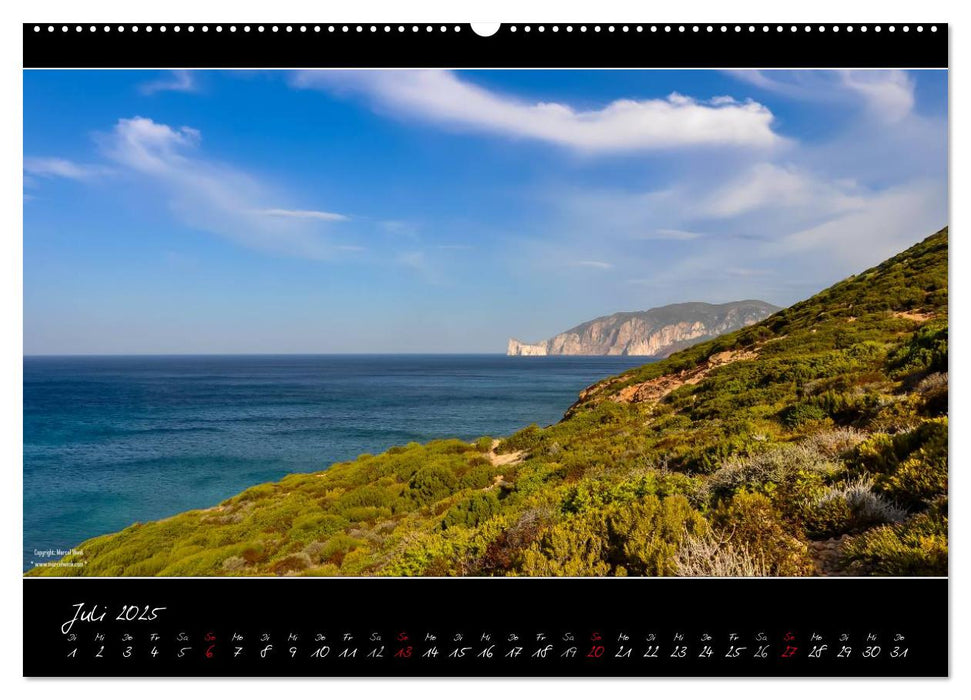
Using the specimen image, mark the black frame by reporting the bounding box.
[24,23,947,69]
[23,22,949,678]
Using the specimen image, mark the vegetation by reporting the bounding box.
[29,228,948,577]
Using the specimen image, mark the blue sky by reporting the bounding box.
[24,69,947,354]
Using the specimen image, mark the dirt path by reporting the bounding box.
[809,535,852,576]
[612,348,759,406]
[892,310,936,322]
[488,439,525,467]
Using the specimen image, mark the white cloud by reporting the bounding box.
[557,163,867,244]
[725,70,818,99]
[768,180,944,268]
[699,163,866,219]
[256,208,349,222]
[536,136,943,309]
[100,118,201,173]
[291,70,783,152]
[641,229,704,241]
[139,70,198,95]
[24,157,110,181]
[572,260,614,270]
[98,116,349,259]
[839,71,915,123]
[727,70,915,123]
[606,179,943,304]
[725,267,775,278]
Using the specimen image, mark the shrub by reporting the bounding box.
[235,483,277,502]
[318,534,364,566]
[474,436,495,453]
[520,495,705,576]
[852,418,948,507]
[269,552,312,574]
[676,533,769,577]
[916,372,948,416]
[442,492,501,530]
[458,464,497,490]
[800,428,868,459]
[562,470,700,514]
[711,492,813,576]
[706,444,838,498]
[342,506,393,523]
[476,508,549,574]
[520,520,610,576]
[867,395,924,434]
[887,324,948,377]
[290,513,349,542]
[221,555,247,572]
[429,438,478,455]
[805,478,907,538]
[781,402,829,429]
[156,544,255,576]
[241,540,268,564]
[606,495,706,576]
[842,507,947,575]
[301,564,341,576]
[408,465,458,504]
[876,455,947,508]
[808,390,884,426]
[498,424,541,453]
[819,478,907,521]
[121,552,171,577]
[337,485,397,511]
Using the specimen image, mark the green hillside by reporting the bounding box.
[29,228,949,577]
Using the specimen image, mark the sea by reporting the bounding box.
[23,354,651,571]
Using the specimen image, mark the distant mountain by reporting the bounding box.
[507,300,781,357]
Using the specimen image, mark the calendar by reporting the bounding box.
[23,22,949,679]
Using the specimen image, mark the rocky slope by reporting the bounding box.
[507,300,779,356]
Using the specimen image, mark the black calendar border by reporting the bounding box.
[24,577,949,677]
[23,23,947,69]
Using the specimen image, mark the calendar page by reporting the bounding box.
[22,22,948,677]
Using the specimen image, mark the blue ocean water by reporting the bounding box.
[23,354,650,570]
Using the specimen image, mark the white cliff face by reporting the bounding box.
[506,301,779,357]
[507,338,549,356]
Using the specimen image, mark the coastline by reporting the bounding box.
[24,354,650,571]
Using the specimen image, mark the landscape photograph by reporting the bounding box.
[23,68,947,577]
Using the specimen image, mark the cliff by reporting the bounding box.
[507,300,779,356]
